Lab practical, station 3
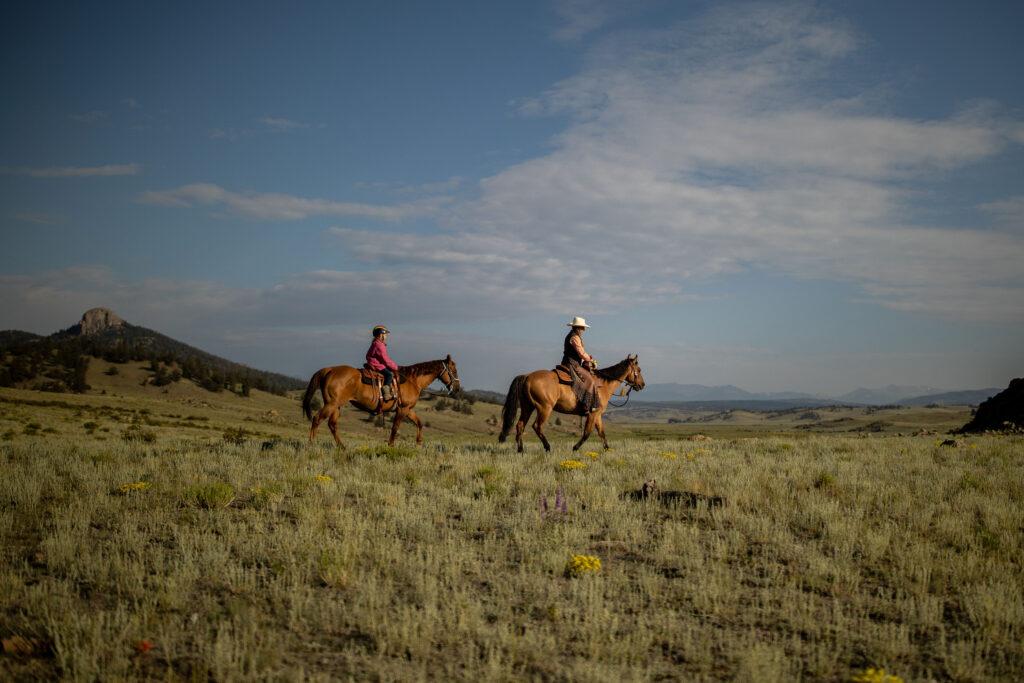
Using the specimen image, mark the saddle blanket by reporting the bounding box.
[360,365,406,385]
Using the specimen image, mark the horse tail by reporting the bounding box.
[302,369,323,421]
[498,374,526,442]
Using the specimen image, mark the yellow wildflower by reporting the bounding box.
[584,451,599,459]
[565,554,602,577]
[118,481,150,493]
[661,451,678,460]
[851,668,904,683]
[315,474,333,483]
[560,460,587,470]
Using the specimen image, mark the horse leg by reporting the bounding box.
[310,404,334,443]
[515,403,535,454]
[595,413,610,450]
[404,409,425,445]
[532,405,553,452]
[327,406,345,449]
[388,408,407,446]
[572,413,598,451]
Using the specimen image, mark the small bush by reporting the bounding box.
[183,482,236,509]
[121,425,157,443]
[222,427,248,445]
[248,482,285,510]
[813,471,836,490]
[317,550,350,589]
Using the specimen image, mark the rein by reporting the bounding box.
[608,382,632,408]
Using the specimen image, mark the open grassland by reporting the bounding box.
[2,428,1022,681]
[607,404,974,439]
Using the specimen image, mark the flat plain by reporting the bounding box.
[1,364,1021,681]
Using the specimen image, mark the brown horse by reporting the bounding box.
[498,355,644,453]
[302,355,461,448]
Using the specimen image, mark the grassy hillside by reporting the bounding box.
[0,359,514,447]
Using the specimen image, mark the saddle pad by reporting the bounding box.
[553,365,573,385]
[360,367,406,385]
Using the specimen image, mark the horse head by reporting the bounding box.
[625,354,645,391]
[439,354,462,395]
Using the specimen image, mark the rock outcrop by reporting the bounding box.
[77,308,125,336]
[956,378,1024,433]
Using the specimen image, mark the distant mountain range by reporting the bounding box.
[636,382,1000,407]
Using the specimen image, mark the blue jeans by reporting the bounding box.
[382,369,394,388]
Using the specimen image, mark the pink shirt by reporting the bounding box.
[366,338,398,372]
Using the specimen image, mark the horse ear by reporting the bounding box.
[446,354,451,361]
[629,353,637,361]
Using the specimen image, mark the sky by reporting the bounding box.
[1,0,1022,396]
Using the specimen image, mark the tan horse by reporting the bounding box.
[498,355,644,453]
[302,355,461,448]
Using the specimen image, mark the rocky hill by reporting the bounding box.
[956,378,1023,433]
[0,308,304,395]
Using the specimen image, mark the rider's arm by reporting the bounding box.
[570,334,593,363]
[380,345,399,372]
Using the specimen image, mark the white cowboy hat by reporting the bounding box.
[566,316,590,328]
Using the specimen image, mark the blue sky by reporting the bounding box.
[2,0,1022,395]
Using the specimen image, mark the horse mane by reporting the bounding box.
[398,359,444,377]
[595,357,633,380]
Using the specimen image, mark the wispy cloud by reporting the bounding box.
[210,116,320,140]
[551,0,631,41]
[354,176,464,195]
[69,110,109,124]
[1,163,141,178]
[139,183,442,221]
[980,195,1024,228]
[12,211,61,225]
[258,116,311,131]
[121,97,140,109]
[471,2,1024,322]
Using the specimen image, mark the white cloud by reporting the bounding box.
[980,196,1024,227]
[258,116,311,131]
[1,164,141,178]
[465,2,1024,322]
[132,3,1024,323]
[12,211,61,225]
[69,110,108,124]
[354,176,464,195]
[139,183,442,221]
[552,0,616,41]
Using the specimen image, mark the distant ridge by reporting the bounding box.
[837,385,942,405]
[636,382,821,403]
[898,388,1001,407]
[635,381,997,408]
[1,308,304,395]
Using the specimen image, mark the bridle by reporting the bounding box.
[608,360,642,408]
[438,359,461,396]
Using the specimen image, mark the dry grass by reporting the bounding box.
[2,430,1022,681]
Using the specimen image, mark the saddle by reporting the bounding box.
[360,364,403,414]
[553,364,574,385]
[554,363,598,415]
[360,364,407,385]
